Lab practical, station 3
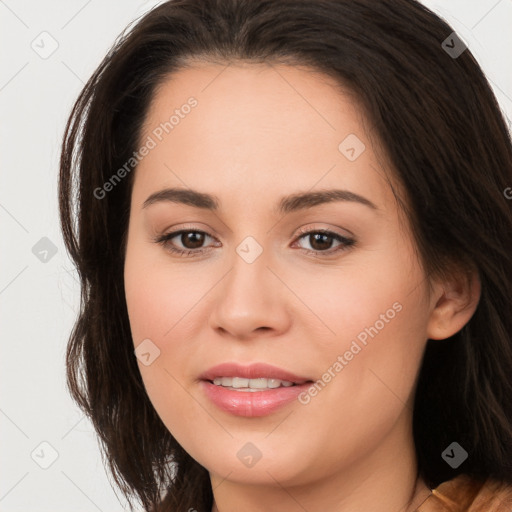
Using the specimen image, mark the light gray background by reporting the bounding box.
[1,1,511,510]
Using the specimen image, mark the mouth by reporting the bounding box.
[210,376,301,391]
[199,362,314,417]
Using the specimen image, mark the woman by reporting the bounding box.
[59,0,512,510]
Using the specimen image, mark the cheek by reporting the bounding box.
[285,250,429,424]
[286,245,428,366]
[123,242,218,424]
[124,244,206,344]
[124,254,206,443]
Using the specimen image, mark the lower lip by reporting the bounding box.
[202,381,311,417]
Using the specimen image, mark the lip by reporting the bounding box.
[199,362,314,417]
[199,362,311,383]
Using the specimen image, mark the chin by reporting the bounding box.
[186,435,317,486]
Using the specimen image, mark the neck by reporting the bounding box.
[211,469,431,512]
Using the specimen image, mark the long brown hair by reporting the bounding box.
[59,0,512,510]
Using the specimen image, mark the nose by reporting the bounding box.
[208,246,291,341]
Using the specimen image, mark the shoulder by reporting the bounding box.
[417,474,512,511]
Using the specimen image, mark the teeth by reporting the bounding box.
[212,377,295,390]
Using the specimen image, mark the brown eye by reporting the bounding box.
[306,233,335,251]
[294,229,355,256]
[179,231,206,249]
[155,229,217,256]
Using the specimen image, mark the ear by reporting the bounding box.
[426,265,481,340]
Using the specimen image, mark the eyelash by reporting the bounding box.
[154,226,355,258]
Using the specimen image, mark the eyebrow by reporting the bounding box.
[142,187,378,213]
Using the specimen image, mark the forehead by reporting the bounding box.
[134,61,395,213]
[142,60,364,146]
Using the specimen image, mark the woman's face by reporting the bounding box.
[124,62,438,487]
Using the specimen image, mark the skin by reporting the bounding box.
[123,61,480,512]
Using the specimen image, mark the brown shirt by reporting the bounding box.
[417,474,512,511]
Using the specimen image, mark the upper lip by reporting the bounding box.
[199,363,313,384]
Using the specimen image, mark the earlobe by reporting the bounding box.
[426,266,481,341]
